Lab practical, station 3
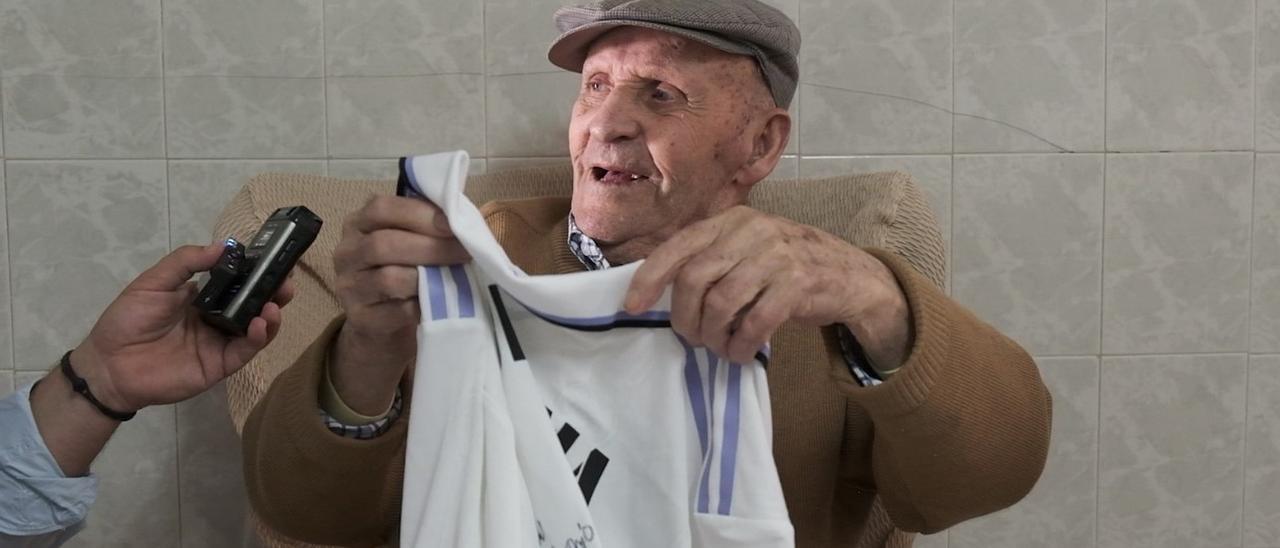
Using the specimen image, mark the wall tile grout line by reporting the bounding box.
[947,143,954,297]
[794,0,803,159]
[156,0,185,544]
[1,151,1269,163]
[1033,353,1280,360]
[0,74,163,81]
[950,0,957,163]
[322,0,330,166]
[1098,0,1109,540]
[1243,346,1252,548]
[1068,350,1256,358]
[1103,0,1110,157]
[482,0,489,163]
[1096,164,1106,547]
[4,158,13,373]
[945,1,955,544]
[1243,147,1259,546]
[1244,0,1260,537]
[2,69,10,374]
[947,0,957,313]
[3,157,333,162]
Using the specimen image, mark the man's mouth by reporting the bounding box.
[591,166,651,185]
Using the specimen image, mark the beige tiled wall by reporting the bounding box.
[1,0,1278,546]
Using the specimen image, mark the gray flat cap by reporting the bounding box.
[548,0,801,108]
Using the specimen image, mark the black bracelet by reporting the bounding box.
[60,350,136,422]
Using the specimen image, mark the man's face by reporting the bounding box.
[568,27,775,258]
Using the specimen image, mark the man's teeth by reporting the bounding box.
[597,169,645,181]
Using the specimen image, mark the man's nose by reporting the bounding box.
[588,94,642,143]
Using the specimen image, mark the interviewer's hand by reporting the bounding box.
[70,242,294,413]
[330,195,470,415]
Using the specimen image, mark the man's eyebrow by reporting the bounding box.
[621,71,688,89]
[580,62,698,94]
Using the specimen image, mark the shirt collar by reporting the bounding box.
[566,213,611,271]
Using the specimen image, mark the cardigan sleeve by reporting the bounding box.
[837,249,1053,534]
[241,316,409,546]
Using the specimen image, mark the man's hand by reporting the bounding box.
[72,242,294,413]
[624,206,913,370]
[330,195,470,415]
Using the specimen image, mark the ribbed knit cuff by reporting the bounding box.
[837,248,952,418]
[321,352,395,426]
[275,316,411,458]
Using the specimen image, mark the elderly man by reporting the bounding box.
[239,1,1051,546]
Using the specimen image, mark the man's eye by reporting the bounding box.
[651,88,674,102]
[588,81,606,93]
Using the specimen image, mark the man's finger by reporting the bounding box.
[347,298,420,336]
[725,274,796,364]
[260,302,284,343]
[271,279,296,308]
[220,298,285,376]
[225,317,270,373]
[696,256,772,357]
[351,195,454,238]
[340,266,420,305]
[351,230,471,270]
[128,243,223,292]
[178,281,201,304]
[625,221,720,313]
[667,254,743,346]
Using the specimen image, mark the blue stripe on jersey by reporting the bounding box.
[719,363,742,515]
[682,341,710,470]
[698,353,719,514]
[449,265,475,318]
[424,266,448,321]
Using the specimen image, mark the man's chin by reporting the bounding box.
[571,210,635,243]
[574,218,623,245]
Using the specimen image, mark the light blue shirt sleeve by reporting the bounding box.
[0,380,97,544]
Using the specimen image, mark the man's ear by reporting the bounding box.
[735,109,792,188]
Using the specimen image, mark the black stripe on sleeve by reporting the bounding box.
[489,285,526,362]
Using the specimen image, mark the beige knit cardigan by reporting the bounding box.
[212,164,1050,548]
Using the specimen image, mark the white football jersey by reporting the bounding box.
[398,151,794,548]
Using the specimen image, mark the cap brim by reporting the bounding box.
[547,20,754,73]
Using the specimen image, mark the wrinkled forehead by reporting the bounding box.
[581,26,756,82]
